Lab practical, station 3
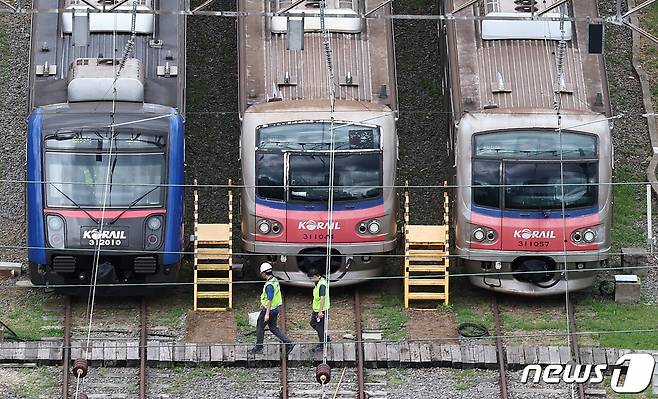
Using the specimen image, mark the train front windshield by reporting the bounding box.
[256,122,382,202]
[44,130,166,209]
[472,131,598,211]
[288,153,381,201]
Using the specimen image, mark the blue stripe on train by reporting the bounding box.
[26,109,46,264]
[472,204,599,219]
[163,112,185,265]
[256,196,384,211]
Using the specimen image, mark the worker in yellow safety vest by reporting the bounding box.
[307,268,331,352]
[249,262,295,355]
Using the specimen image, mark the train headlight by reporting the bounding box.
[583,229,596,243]
[258,220,271,234]
[144,215,163,250]
[368,221,381,234]
[357,219,382,235]
[473,228,486,242]
[147,216,162,231]
[257,218,282,235]
[46,215,66,249]
[571,225,602,245]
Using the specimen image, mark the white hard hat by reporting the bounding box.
[260,262,273,273]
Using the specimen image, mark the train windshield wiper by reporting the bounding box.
[48,183,100,224]
[108,185,161,225]
[44,132,78,141]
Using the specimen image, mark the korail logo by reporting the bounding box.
[298,220,341,231]
[521,353,655,394]
[82,229,127,240]
[513,228,556,239]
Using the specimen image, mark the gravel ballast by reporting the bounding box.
[0,13,30,265]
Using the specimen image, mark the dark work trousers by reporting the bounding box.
[309,311,331,343]
[255,307,291,350]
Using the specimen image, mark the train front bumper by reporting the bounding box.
[242,238,397,287]
[457,246,608,295]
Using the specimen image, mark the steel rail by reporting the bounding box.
[354,291,365,399]
[567,294,586,399]
[491,296,509,399]
[62,296,72,399]
[280,299,289,399]
[139,297,147,399]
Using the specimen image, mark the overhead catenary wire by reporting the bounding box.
[0,5,621,22]
[320,0,336,371]
[75,9,139,399]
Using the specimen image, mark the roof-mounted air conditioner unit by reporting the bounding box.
[481,0,573,41]
[67,58,144,102]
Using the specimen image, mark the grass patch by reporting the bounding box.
[612,166,648,251]
[1,367,58,399]
[235,312,251,337]
[576,297,658,349]
[166,367,218,394]
[449,293,495,336]
[602,375,657,399]
[372,293,407,341]
[2,290,64,340]
[386,369,407,388]
[154,304,186,330]
[452,369,477,391]
[232,285,260,340]
[500,310,564,332]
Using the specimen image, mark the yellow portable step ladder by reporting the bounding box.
[403,181,450,308]
[193,179,233,311]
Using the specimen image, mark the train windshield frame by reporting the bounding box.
[43,130,166,209]
[255,122,383,203]
[471,130,598,211]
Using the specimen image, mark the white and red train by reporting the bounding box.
[445,0,612,294]
[238,0,399,286]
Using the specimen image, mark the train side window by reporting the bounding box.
[256,152,285,201]
[472,159,501,208]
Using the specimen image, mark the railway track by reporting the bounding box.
[566,293,586,399]
[491,296,509,399]
[492,293,587,399]
[268,290,386,399]
[62,297,149,399]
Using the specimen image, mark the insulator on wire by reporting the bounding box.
[315,363,331,384]
[72,358,89,378]
[76,393,89,399]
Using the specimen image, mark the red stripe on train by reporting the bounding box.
[470,213,600,251]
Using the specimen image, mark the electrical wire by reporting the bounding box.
[320,0,336,367]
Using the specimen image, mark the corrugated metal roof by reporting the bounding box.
[448,0,609,117]
[265,33,373,102]
[476,39,588,111]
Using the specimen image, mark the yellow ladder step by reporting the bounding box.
[406,225,448,244]
[196,291,230,299]
[406,278,446,286]
[407,249,446,257]
[196,264,231,271]
[195,307,229,312]
[197,224,230,243]
[197,247,230,256]
[407,292,446,301]
[407,264,447,273]
[197,277,231,284]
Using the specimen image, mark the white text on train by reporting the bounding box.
[298,221,341,231]
[513,229,556,239]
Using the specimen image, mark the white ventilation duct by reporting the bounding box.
[481,0,573,41]
[271,0,361,34]
[61,0,154,34]
[67,58,144,102]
